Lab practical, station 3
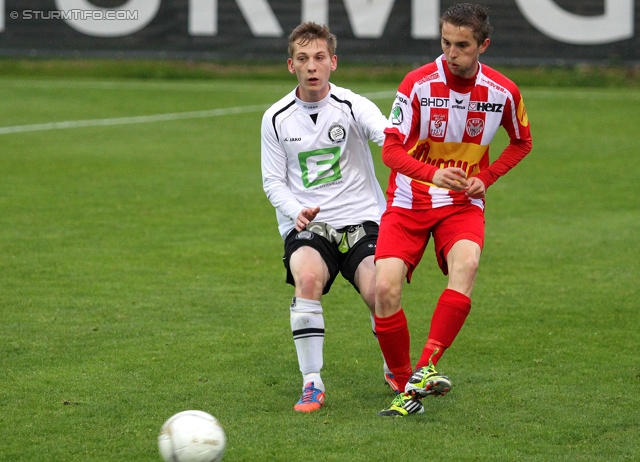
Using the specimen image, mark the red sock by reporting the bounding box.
[374,309,413,391]
[416,289,471,369]
[418,339,447,368]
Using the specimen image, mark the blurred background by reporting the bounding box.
[1,0,639,66]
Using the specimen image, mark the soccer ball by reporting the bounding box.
[158,410,226,462]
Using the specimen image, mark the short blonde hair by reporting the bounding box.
[288,22,337,58]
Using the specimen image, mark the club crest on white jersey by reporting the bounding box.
[328,123,346,143]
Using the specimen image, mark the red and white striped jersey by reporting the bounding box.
[383,55,532,210]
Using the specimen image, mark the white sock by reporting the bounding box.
[302,373,324,392]
[290,297,324,390]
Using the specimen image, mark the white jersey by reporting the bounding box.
[261,84,388,240]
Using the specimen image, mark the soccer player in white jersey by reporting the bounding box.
[261,22,394,412]
[375,3,533,416]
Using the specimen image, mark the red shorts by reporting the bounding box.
[375,204,485,280]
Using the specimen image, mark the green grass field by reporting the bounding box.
[1,64,639,461]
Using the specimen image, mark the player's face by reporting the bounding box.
[288,38,337,102]
[441,22,489,79]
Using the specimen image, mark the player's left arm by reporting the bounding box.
[473,90,532,189]
[353,94,388,146]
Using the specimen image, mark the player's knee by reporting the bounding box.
[375,274,400,305]
[463,254,479,275]
[294,269,325,298]
[359,282,376,310]
[451,253,479,279]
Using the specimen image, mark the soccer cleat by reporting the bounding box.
[377,393,424,417]
[404,363,452,398]
[383,372,400,394]
[293,382,325,412]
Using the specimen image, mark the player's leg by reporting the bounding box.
[407,206,484,398]
[405,240,478,398]
[283,229,342,412]
[369,313,401,394]
[348,238,399,394]
[374,257,413,391]
[446,238,481,297]
[352,253,376,310]
[288,246,330,412]
[418,216,483,369]
[373,207,430,394]
[375,260,426,417]
[417,239,480,367]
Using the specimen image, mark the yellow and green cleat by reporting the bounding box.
[377,393,424,417]
[404,362,452,398]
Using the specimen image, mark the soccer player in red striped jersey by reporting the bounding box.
[375,3,532,417]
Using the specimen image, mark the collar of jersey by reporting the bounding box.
[439,55,478,94]
[295,86,332,114]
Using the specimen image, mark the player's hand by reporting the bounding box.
[465,177,486,199]
[432,167,469,191]
[296,206,321,231]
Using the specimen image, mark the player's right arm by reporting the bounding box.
[383,85,443,184]
[261,112,306,222]
[382,132,438,183]
[383,132,467,191]
[383,80,468,191]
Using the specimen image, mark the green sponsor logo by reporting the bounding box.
[299,147,342,188]
[391,104,403,125]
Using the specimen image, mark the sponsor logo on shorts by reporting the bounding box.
[296,230,314,240]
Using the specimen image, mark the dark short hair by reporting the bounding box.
[288,22,337,58]
[440,3,493,44]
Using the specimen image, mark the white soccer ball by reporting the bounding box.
[158,410,226,462]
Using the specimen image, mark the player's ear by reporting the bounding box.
[478,38,490,54]
[331,55,338,71]
[287,58,295,74]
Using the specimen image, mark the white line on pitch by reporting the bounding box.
[0,91,396,135]
[0,105,269,135]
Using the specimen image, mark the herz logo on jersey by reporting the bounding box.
[469,102,504,113]
[298,147,343,188]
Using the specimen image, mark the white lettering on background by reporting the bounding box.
[515,0,634,44]
[188,0,283,36]
[55,0,160,37]
[0,0,634,45]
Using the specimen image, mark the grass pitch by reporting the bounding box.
[0,69,639,461]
